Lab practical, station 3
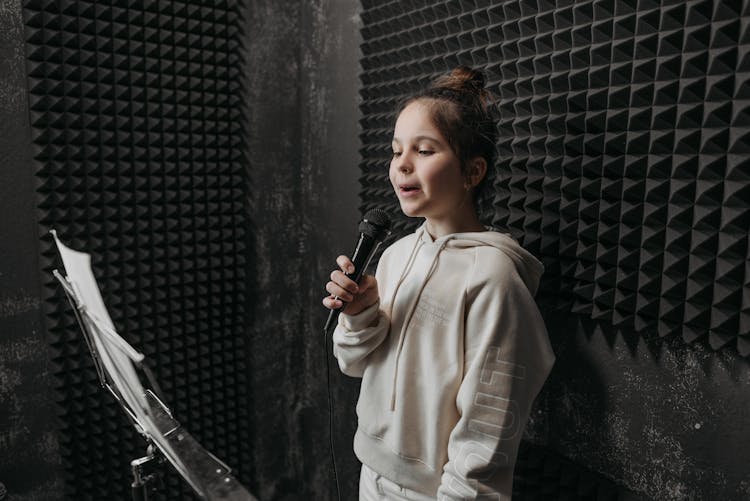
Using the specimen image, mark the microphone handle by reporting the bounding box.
[324,233,382,336]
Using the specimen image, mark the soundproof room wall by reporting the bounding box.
[356,1,749,500]
[19,0,254,499]
[1,0,364,499]
[2,1,749,501]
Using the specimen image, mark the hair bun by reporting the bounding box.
[432,65,486,94]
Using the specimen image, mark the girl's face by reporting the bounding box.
[389,101,469,224]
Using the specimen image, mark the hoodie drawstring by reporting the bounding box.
[389,237,450,411]
[386,238,422,319]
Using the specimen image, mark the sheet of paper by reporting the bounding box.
[51,230,185,485]
[52,230,116,332]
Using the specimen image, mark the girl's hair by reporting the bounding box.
[399,66,498,203]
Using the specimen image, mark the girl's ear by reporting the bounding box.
[465,157,487,188]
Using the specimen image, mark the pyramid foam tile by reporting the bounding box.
[359,0,750,355]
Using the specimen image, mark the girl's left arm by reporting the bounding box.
[437,258,555,500]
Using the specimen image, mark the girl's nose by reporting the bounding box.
[395,152,412,173]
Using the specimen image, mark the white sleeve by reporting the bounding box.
[332,300,390,377]
[437,262,554,500]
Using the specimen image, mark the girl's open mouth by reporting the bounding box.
[399,185,421,197]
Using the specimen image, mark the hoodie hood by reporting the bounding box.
[414,222,544,295]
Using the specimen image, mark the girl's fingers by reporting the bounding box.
[330,270,358,293]
[322,295,343,309]
[336,255,355,274]
[325,281,354,302]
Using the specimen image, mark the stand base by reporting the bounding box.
[131,445,164,501]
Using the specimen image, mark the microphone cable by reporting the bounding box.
[322,209,390,501]
[324,323,342,501]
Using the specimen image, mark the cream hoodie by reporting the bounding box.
[333,223,555,500]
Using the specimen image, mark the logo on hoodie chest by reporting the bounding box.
[411,292,449,327]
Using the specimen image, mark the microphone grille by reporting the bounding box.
[363,208,390,230]
[360,209,391,240]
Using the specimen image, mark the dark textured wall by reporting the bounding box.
[244,0,362,499]
[539,314,750,500]
[0,0,63,498]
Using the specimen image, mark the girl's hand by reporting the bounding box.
[323,255,379,316]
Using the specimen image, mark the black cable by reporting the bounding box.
[325,325,342,501]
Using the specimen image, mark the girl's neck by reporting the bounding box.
[424,212,485,239]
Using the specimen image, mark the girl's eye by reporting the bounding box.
[418,150,434,156]
[392,151,402,158]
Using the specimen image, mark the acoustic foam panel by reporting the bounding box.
[358,0,750,356]
[23,1,250,499]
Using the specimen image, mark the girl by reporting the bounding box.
[323,67,555,500]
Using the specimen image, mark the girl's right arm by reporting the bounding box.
[323,255,390,377]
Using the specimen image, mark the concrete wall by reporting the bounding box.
[0,0,63,498]
[536,312,750,500]
[242,0,362,498]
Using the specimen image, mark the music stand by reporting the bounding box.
[51,230,258,501]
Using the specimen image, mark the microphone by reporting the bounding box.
[324,209,391,336]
